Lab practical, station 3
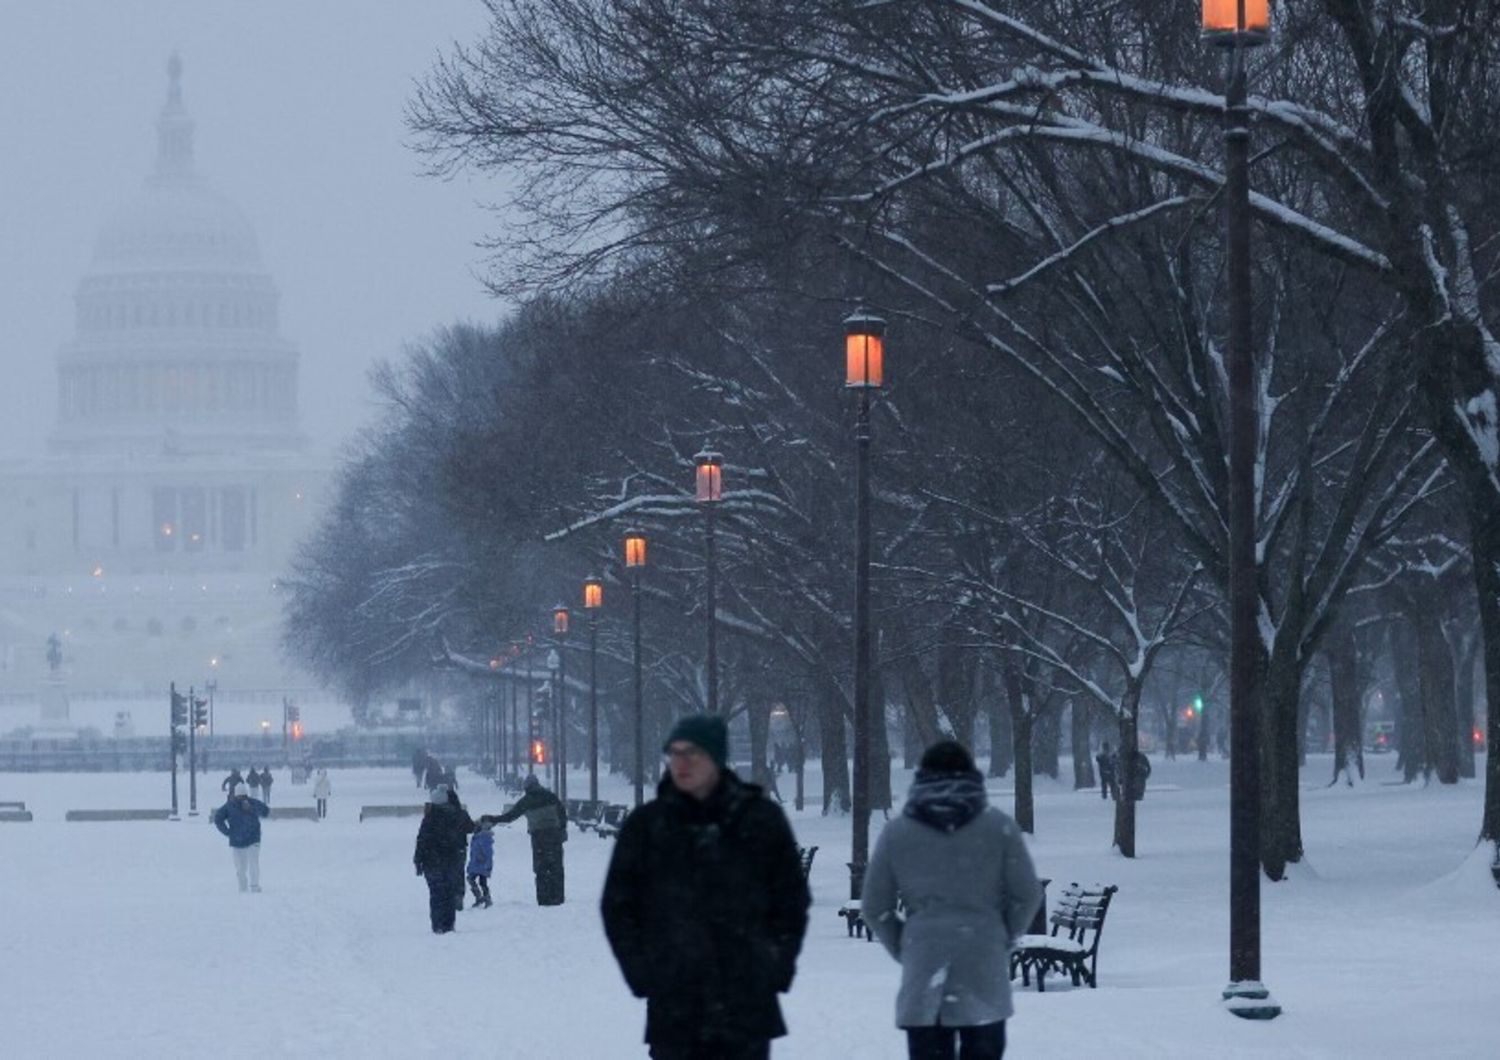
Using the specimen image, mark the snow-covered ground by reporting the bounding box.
[1,754,1494,1058]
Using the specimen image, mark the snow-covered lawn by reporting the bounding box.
[1,755,1493,1058]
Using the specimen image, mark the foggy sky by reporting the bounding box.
[0,1,504,460]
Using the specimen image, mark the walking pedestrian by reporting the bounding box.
[467,820,495,909]
[259,766,275,807]
[486,774,567,906]
[245,766,263,802]
[1095,742,1119,802]
[414,784,474,934]
[1122,748,1152,801]
[862,740,1041,1060]
[312,768,332,819]
[601,714,810,1059]
[211,784,271,893]
[221,767,244,797]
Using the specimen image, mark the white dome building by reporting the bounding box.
[0,57,329,721]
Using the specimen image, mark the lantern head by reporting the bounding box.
[844,308,886,389]
[695,449,724,504]
[583,576,603,610]
[553,604,571,635]
[624,529,647,569]
[1202,0,1269,45]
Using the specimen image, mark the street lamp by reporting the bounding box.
[624,528,648,807]
[1203,0,1280,1021]
[845,307,883,901]
[695,448,724,715]
[547,646,563,797]
[584,575,604,801]
[553,603,571,801]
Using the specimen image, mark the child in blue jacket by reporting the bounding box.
[467,820,495,908]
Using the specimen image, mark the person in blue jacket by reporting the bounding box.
[211,784,270,892]
[467,820,495,909]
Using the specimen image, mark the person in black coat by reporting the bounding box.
[601,715,810,1059]
[259,766,275,806]
[413,784,475,933]
[486,774,567,905]
[1095,742,1119,801]
[221,767,244,795]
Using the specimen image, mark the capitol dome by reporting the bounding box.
[51,55,304,458]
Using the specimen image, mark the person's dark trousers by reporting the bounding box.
[316,798,327,818]
[468,874,491,904]
[424,864,462,932]
[905,1021,1005,1060]
[648,1040,770,1060]
[531,832,565,906]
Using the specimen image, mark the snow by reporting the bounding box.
[2,754,1495,1058]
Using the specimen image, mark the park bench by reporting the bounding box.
[0,801,26,811]
[798,845,818,881]
[0,800,30,822]
[358,804,427,822]
[1010,882,1118,992]
[572,800,606,833]
[269,806,320,821]
[595,803,630,838]
[65,809,173,822]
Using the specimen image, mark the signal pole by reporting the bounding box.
[187,685,198,816]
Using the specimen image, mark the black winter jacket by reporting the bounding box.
[600,771,810,1047]
[414,796,474,873]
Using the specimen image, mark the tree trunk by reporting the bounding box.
[870,670,893,814]
[1112,687,1140,858]
[817,680,849,815]
[1259,647,1305,881]
[1032,701,1060,779]
[1451,625,1478,780]
[1001,654,1034,833]
[747,698,771,788]
[1413,596,1461,784]
[987,666,1013,778]
[1391,620,1426,782]
[1070,702,1095,790]
[1327,621,1365,785]
[902,693,921,769]
[1467,497,1500,843]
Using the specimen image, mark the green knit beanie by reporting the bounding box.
[663,714,728,768]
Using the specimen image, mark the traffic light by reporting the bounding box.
[192,696,208,729]
[170,688,188,728]
[172,731,187,753]
[290,721,304,742]
[286,704,300,724]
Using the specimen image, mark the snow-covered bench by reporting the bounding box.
[1010,882,1117,991]
[571,800,606,833]
[595,803,630,838]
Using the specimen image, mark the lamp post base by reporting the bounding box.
[1222,981,1281,1020]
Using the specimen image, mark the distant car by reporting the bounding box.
[1366,722,1395,754]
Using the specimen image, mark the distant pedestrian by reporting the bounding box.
[221,767,244,797]
[212,784,271,893]
[414,784,474,934]
[312,768,332,819]
[1122,748,1152,801]
[423,756,445,791]
[487,774,566,906]
[467,820,495,909]
[1095,742,1119,802]
[601,714,810,1058]
[244,767,262,801]
[412,748,427,788]
[863,740,1041,1060]
[259,766,275,806]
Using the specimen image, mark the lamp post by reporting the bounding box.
[845,308,884,901]
[624,528,648,807]
[1203,0,1280,1021]
[547,646,563,796]
[584,576,604,801]
[694,449,724,715]
[553,602,571,800]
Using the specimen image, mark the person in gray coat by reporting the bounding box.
[862,740,1041,1060]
